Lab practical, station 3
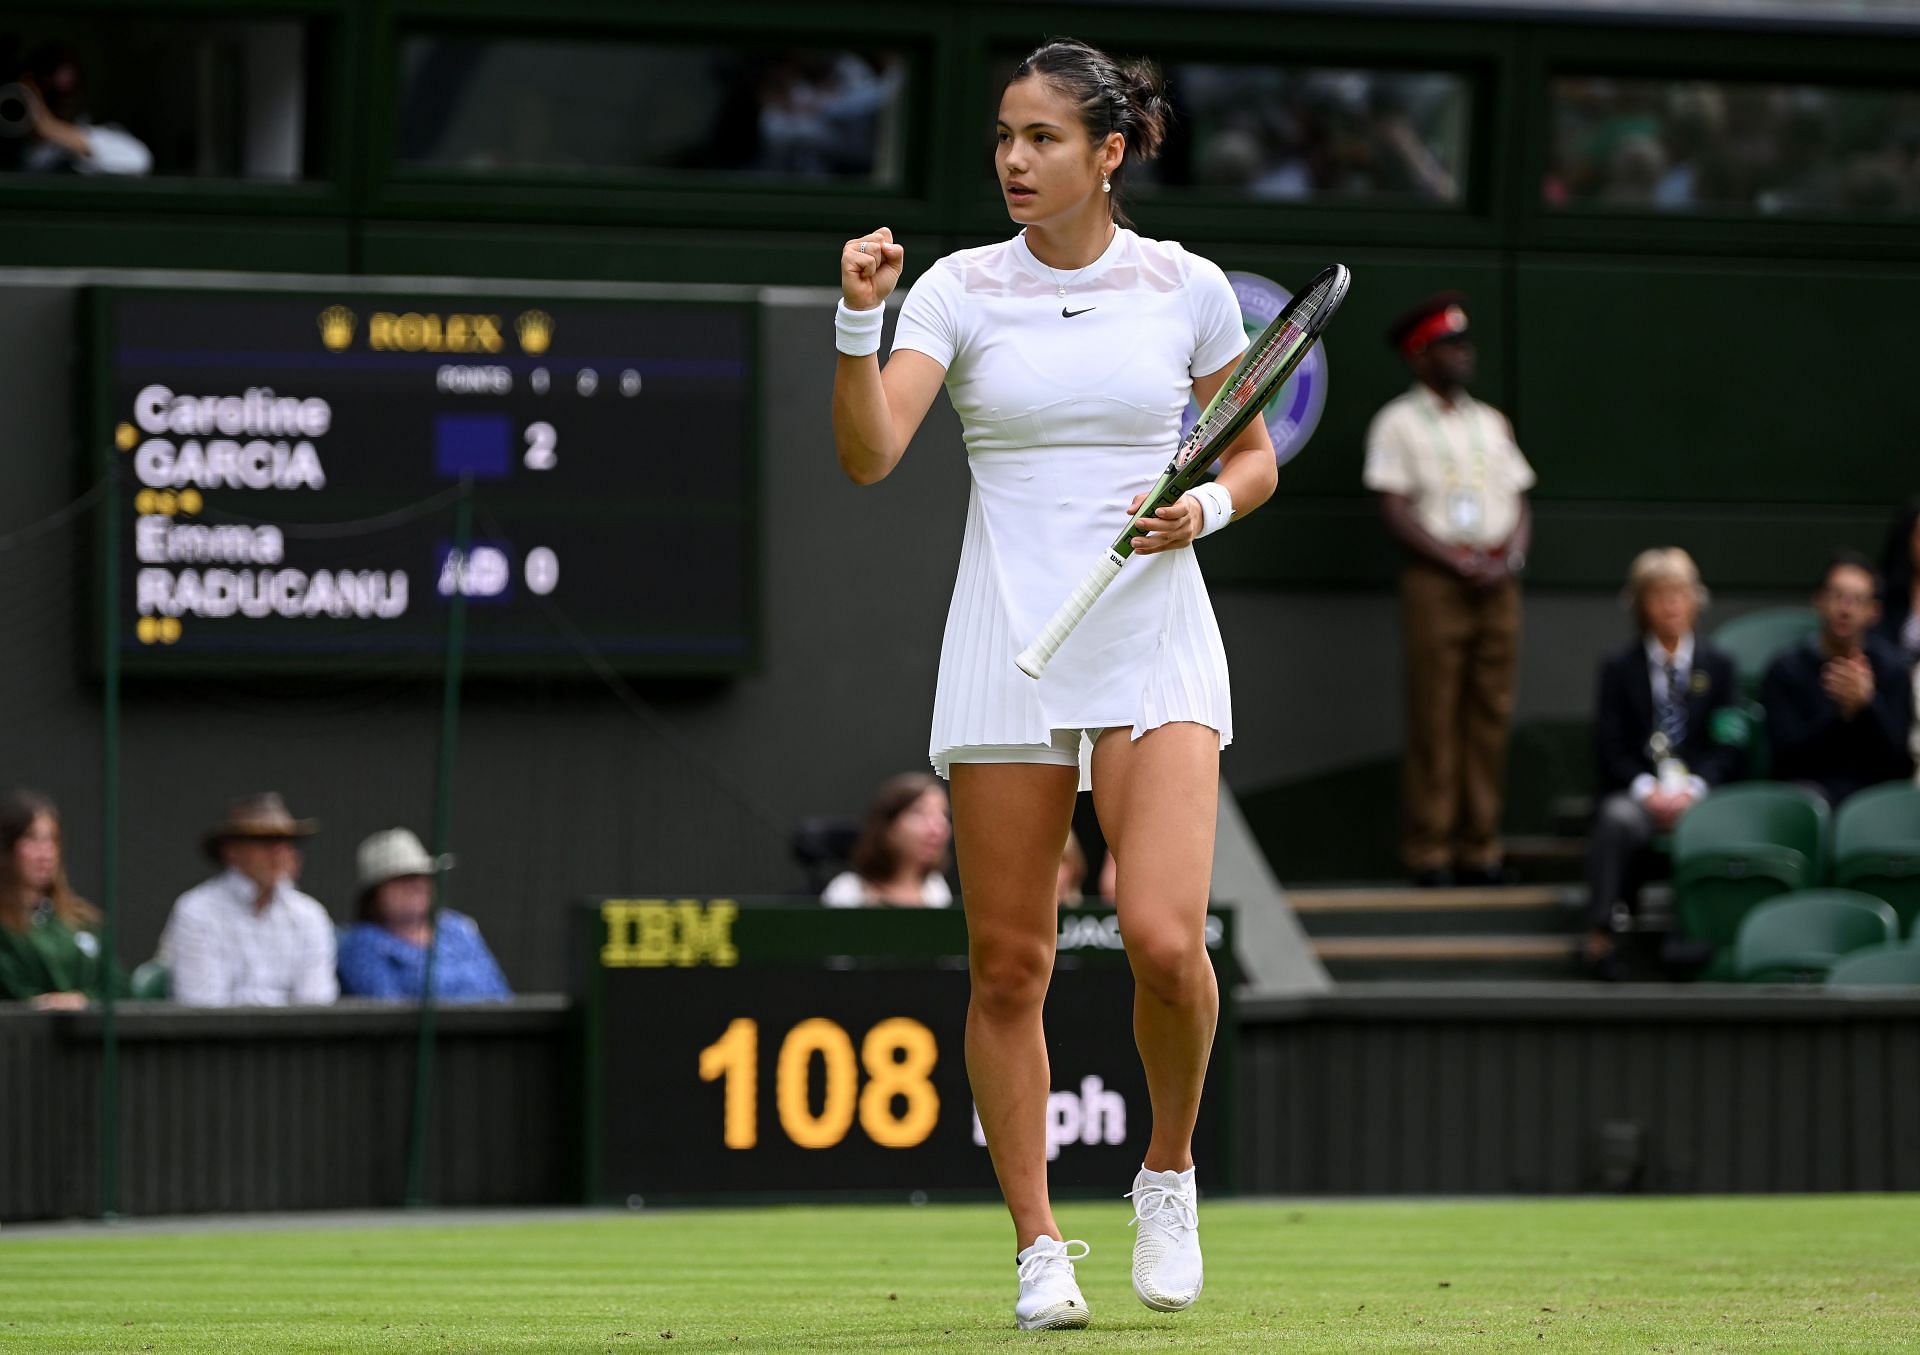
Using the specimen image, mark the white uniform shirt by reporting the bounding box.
[892,228,1248,779]
[1363,383,1535,547]
[159,868,338,1007]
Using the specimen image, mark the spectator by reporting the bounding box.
[1875,499,1920,775]
[1365,292,1536,886]
[1056,830,1088,909]
[8,42,151,176]
[821,773,953,908]
[1761,552,1915,806]
[0,791,125,1008]
[337,829,508,1002]
[1583,550,1744,973]
[1875,498,1920,665]
[158,793,337,1006]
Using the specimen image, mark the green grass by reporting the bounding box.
[3,1196,1918,1353]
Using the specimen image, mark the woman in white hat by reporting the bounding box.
[336,829,509,1001]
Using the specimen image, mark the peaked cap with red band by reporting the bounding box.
[1386,291,1470,356]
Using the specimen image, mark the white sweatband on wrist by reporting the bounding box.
[1187,481,1235,538]
[835,299,885,357]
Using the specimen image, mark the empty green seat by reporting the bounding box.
[1732,889,1899,983]
[1711,607,1819,700]
[1672,783,1830,963]
[1833,783,1920,936]
[1826,941,1920,987]
[130,959,170,1001]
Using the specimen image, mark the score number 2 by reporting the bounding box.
[698,1017,939,1151]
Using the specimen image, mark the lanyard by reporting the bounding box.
[1415,393,1489,491]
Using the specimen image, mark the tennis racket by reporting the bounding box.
[1015,263,1351,679]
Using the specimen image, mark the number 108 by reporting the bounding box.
[697,1016,939,1151]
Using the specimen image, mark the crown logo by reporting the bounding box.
[318,305,356,352]
[515,309,553,355]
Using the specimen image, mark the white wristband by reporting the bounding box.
[835,299,885,357]
[1187,481,1235,538]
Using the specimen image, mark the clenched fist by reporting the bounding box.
[842,227,905,312]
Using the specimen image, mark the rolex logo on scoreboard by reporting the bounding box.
[516,310,553,355]
[317,305,356,352]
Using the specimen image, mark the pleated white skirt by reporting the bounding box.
[929,447,1232,790]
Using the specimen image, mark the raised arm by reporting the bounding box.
[831,227,947,485]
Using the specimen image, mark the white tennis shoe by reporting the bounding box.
[1127,1165,1203,1311]
[1014,1235,1092,1331]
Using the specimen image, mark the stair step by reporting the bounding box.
[1312,935,1577,961]
[1503,835,1588,862]
[1290,885,1570,913]
[1313,933,1582,982]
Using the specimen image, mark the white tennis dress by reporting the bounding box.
[892,227,1249,784]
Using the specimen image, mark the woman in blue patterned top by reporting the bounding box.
[336,828,509,1001]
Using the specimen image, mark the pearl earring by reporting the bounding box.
[1101,173,1111,194]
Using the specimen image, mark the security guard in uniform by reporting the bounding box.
[1364,294,1535,886]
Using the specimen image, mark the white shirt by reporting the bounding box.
[892,228,1247,777]
[1363,383,1535,547]
[820,871,953,909]
[1646,632,1696,709]
[159,868,338,1007]
[1631,632,1708,804]
[25,120,153,176]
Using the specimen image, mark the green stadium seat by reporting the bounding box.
[1710,607,1819,700]
[1731,889,1899,983]
[130,959,170,1001]
[1672,783,1830,967]
[1826,941,1920,987]
[1833,783,1920,937]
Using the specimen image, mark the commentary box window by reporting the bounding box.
[0,14,325,181]
[394,34,909,188]
[1544,74,1920,218]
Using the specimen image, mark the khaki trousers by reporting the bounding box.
[1399,560,1521,871]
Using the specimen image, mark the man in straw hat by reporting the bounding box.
[1364,292,1535,887]
[157,793,337,1006]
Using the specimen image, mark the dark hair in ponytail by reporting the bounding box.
[1010,38,1169,227]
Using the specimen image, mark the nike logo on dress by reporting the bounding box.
[1061,306,1097,318]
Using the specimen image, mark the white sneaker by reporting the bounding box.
[1127,1165,1202,1311]
[1014,1235,1092,1331]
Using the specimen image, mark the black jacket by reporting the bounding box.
[1594,638,1745,794]
[1761,634,1915,804]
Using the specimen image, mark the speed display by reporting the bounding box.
[579,899,1237,1204]
[88,288,757,674]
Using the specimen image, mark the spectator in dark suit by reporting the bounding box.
[1762,551,1914,806]
[1584,549,1744,971]
[1876,500,1920,779]
[1873,498,1919,665]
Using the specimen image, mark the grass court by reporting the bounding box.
[4,1195,1917,1352]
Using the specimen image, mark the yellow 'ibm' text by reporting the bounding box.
[601,899,738,968]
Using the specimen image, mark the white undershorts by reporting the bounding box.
[941,727,1121,790]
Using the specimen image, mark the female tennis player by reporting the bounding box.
[831,38,1277,1330]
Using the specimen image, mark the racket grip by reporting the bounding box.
[1016,550,1125,679]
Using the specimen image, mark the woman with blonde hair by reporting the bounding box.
[1584,548,1744,976]
[0,791,126,1007]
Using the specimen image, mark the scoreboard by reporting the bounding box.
[88,288,757,674]
[578,899,1237,1204]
